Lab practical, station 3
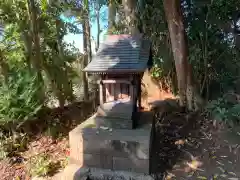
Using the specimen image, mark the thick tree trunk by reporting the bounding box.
[22,1,33,71]
[85,12,92,64]
[108,0,116,33]
[96,10,100,52]
[93,1,102,52]
[82,16,89,101]
[56,19,74,108]
[80,0,92,101]
[163,0,187,107]
[28,0,44,101]
[122,0,139,34]
[28,0,42,76]
[163,0,202,110]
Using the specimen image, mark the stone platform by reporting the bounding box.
[52,164,155,180]
[69,114,152,174]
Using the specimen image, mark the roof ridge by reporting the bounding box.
[105,34,143,43]
[83,36,151,73]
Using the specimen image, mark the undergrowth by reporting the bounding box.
[27,153,68,177]
[27,154,53,177]
[0,132,29,160]
[0,69,43,131]
[205,91,240,127]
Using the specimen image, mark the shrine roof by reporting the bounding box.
[83,34,151,73]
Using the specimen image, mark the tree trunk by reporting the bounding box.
[163,0,202,110]
[108,0,116,33]
[82,6,90,101]
[85,10,92,64]
[122,0,139,34]
[22,0,33,71]
[163,0,187,107]
[22,31,33,71]
[55,19,68,108]
[96,9,100,52]
[0,49,9,83]
[28,0,44,101]
[28,0,42,76]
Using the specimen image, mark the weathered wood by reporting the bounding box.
[138,77,142,108]
[111,83,115,100]
[105,84,109,102]
[121,84,129,99]
[99,76,104,106]
[97,79,131,84]
[115,83,121,99]
[129,75,134,102]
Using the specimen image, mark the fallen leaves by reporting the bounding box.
[174,139,186,145]
[0,135,68,180]
[197,176,207,179]
[217,166,226,173]
[216,161,224,166]
[220,155,228,158]
[165,172,176,180]
[153,105,240,180]
[185,159,203,172]
[228,172,237,176]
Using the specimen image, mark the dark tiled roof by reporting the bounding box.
[83,34,151,73]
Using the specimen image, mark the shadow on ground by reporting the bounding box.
[150,99,240,180]
[150,98,200,179]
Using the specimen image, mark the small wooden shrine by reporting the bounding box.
[83,34,152,129]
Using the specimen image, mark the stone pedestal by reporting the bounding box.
[69,115,151,174]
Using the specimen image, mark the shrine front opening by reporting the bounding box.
[96,74,142,129]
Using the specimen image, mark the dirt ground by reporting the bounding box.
[143,72,240,179]
[2,105,240,180]
[151,100,240,180]
[1,74,240,180]
[0,101,96,180]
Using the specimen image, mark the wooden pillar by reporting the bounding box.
[130,75,134,102]
[130,75,138,129]
[138,76,142,109]
[99,76,104,107]
[111,83,115,101]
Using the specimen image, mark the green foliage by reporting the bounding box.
[44,118,64,139]
[27,154,53,177]
[0,148,7,160]
[139,0,175,91]
[0,69,42,128]
[0,132,29,159]
[185,0,240,99]
[205,92,240,127]
[0,0,84,112]
[138,0,240,99]
[27,153,66,177]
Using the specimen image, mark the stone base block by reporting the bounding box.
[53,164,154,180]
[69,116,151,174]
